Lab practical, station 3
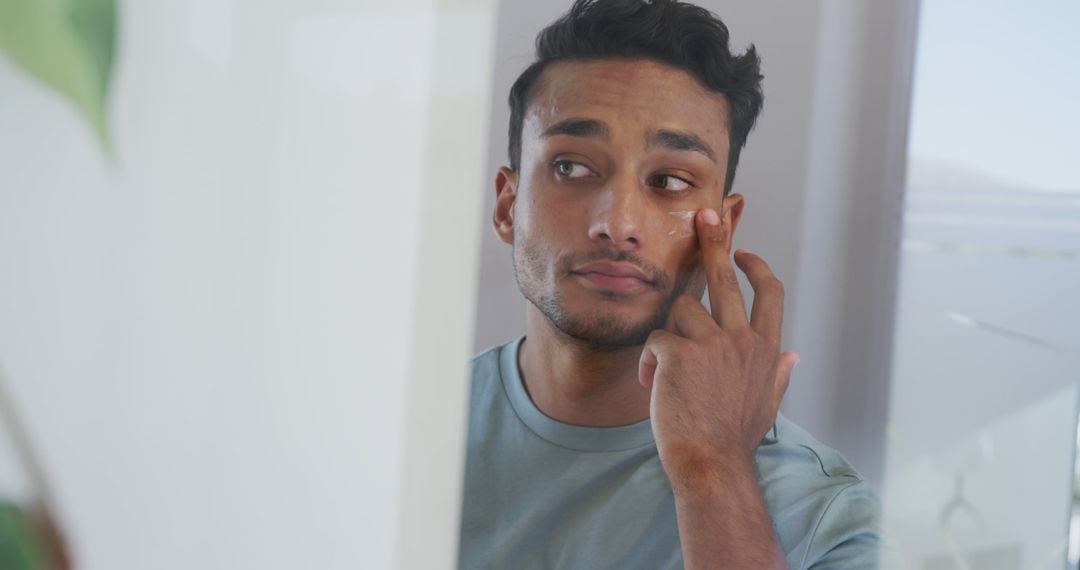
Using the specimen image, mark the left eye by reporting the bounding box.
[649,174,691,192]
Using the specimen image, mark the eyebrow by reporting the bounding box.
[542,118,610,140]
[648,129,717,163]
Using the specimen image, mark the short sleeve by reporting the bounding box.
[803,479,882,569]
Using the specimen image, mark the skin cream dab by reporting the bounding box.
[666,210,698,239]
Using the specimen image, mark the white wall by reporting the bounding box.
[473,0,917,488]
[0,1,495,569]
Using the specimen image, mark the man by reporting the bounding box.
[458,1,881,568]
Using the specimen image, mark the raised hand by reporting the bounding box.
[638,207,800,481]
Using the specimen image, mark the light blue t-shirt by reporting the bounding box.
[458,337,881,569]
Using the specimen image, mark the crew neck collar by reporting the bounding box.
[499,336,656,452]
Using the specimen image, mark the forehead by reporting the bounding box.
[524,58,731,148]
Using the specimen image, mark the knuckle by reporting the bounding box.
[674,340,697,360]
[734,331,757,353]
[721,269,740,290]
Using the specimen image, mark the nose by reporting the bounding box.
[587,178,644,251]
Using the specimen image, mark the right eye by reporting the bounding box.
[553,160,595,179]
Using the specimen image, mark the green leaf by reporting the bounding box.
[0,0,117,151]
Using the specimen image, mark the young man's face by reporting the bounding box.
[494,58,745,349]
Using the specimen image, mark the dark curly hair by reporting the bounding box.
[507,0,764,195]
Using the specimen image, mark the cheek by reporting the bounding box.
[513,212,561,278]
[511,190,544,241]
[644,208,699,269]
[513,198,554,247]
[662,209,698,241]
[651,221,703,288]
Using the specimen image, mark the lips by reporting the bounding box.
[571,261,652,292]
[573,261,651,281]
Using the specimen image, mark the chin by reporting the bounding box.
[542,298,668,351]
[557,320,654,351]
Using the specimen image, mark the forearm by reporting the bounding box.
[670,453,789,570]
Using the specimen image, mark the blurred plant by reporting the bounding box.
[0,501,42,569]
[0,2,118,566]
[0,364,71,570]
[0,0,117,151]
[0,500,55,570]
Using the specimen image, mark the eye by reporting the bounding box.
[553,159,595,179]
[648,174,692,193]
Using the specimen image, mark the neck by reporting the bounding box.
[518,304,652,427]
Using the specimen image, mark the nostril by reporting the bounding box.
[589,221,639,248]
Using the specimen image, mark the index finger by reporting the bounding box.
[696,207,748,330]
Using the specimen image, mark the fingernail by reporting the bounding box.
[702,208,720,226]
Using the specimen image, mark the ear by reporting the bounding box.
[493,166,519,245]
[720,193,745,251]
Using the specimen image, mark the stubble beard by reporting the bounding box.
[513,237,699,352]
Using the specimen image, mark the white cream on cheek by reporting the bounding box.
[665,210,698,240]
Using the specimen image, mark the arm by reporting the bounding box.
[639,207,797,569]
[669,451,788,569]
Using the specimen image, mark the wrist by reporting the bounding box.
[662,443,758,498]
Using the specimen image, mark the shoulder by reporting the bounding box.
[757,414,882,569]
[470,341,509,390]
[758,414,865,481]
[467,338,520,414]
[471,343,502,373]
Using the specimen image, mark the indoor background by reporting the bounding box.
[1,0,1077,568]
